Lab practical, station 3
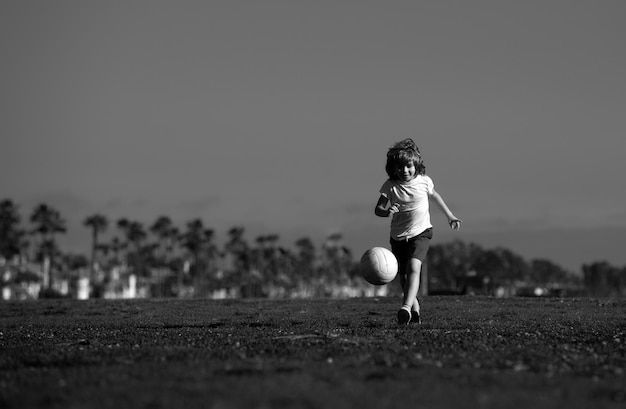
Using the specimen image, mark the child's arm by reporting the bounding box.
[374,194,400,217]
[429,189,462,230]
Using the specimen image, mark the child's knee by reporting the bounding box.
[409,258,422,271]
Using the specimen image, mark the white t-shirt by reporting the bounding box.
[379,175,434,240]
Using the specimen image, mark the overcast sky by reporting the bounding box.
[1,0,625,273]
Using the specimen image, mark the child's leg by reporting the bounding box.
[403,229,432,324]
[402,258,422,312]
[391,236,424,325]
[398,258,407,291]
[397,257,422,325]
[398,258,420,312]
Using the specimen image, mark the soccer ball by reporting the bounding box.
[360,247,398,285]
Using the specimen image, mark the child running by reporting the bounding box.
[374,138,461,325]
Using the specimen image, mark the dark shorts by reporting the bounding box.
[390,228,433,263]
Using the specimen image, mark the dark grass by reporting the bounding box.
[1,296,625,408]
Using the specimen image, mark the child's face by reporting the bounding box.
[395,161,416,182]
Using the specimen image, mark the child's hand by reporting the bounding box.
[388,203,401,215]
[449,219,462,230]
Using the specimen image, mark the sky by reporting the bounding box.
[1,0,625,274]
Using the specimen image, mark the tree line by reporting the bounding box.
[0,199,356,298]
[1,199,624,298]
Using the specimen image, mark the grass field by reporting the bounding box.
[1,296,625,409]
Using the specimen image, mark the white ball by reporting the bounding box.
[360,247,398,285]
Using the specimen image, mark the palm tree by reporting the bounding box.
[254,235,268,274]
[30,204,67,288]
[180,218,206,275]
[255,234,281,281]
[127,222,147,248]
[83,214,108,282]
[203,228,218,270]
[116,218,148,275]
[177,219,220,295]
[0,199,23,261]
[115,218,131,264]
[295,237,316,280]
[109,236,124,265]
[225,226,249,274]
[166,226,180,260]
[150,215,173,265]
[18,235,30,263]
[128,221,148,274]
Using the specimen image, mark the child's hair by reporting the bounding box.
[385,138,426,179]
